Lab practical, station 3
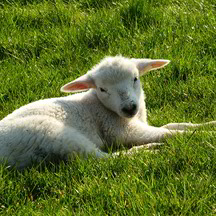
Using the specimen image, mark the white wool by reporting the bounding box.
[0,56,215,169]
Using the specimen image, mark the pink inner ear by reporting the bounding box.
[66,82,89,91]
[73,83,89,90]
[152,62,166,68]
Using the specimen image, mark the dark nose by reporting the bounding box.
[122,103,137,117]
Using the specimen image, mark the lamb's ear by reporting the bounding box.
[61,74,96,93]
[131,58,170,76]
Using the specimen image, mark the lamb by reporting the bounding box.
[0,56,215,169]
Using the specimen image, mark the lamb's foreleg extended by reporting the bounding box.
[117,121,184,147]
[161,121,216,130]
[114,120,215,156]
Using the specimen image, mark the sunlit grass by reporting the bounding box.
[0,0,215,215]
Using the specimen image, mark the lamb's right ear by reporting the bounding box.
[61,74,96,93]
[131,58,170,76]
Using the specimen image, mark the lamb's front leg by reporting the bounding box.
[110,121,181,157]
[116,120,216,155]
[161,121,216,130]
[120,120,183,147]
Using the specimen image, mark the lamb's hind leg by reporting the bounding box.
[0,116,108,169]
[31,118,109,161]
[161,121,216,130]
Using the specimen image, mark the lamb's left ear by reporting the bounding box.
[61,74,96,93]
[131,58,170,76]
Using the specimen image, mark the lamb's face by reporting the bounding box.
[94,63,142,118]
[61,56,170,119]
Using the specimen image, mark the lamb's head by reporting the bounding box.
[61,56,170,118]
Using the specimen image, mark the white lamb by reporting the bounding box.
[0,56,215,169]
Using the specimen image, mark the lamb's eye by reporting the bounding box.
[134,77,138,82]
[100,87,107,93]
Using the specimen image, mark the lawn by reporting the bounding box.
[0,0,216,215]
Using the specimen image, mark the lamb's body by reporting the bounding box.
[0,88,149,168]
[0,56,215,169]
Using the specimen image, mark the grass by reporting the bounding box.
[0,0,216,215]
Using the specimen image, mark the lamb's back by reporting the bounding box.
[0,91,113,148]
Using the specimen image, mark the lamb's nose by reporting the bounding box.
[122,104,137,117]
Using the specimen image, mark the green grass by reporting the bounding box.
[0,0,216,215]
